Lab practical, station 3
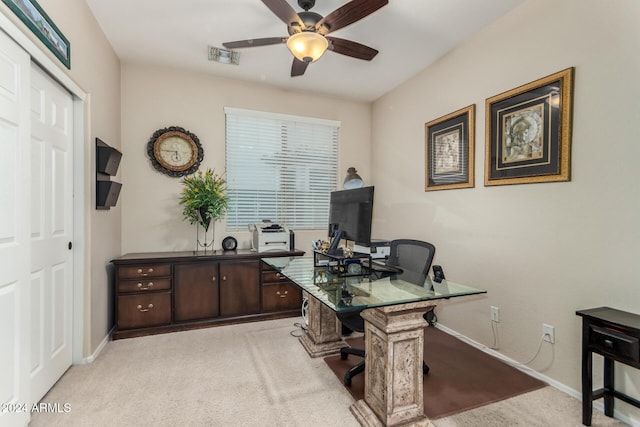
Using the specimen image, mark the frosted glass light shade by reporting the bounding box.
[343,167,364,189]
[286,32,329,63]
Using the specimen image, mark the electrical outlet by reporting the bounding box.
[543,324,555,344]
[490,306,500,322]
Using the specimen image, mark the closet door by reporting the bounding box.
[0,29,31,427]
[29,65,74,404]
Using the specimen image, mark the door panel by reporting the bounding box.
[174,262,219,321]
[29,65,73,405]
[219,261,260,317]
[0,29,31,427]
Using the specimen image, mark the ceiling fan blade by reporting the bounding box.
[291,58,309,77]
[316,0,388,35]
[223,37,287,49]
[261,0,304,27]
[327,37,378,61]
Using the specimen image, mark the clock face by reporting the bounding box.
[347,262,362,275]
[147,127,203,177]
[222,236,237,251]
[156,133,196,169]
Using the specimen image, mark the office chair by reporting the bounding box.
[338,239,436,386]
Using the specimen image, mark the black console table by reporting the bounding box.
[576,307,640,426]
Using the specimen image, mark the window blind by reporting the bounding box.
[224,107,339,231]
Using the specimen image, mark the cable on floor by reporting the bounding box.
[290,322,308,337]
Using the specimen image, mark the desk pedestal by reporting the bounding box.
[351,302,436,427]
[299,294,346,357]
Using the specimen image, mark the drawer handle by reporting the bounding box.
[604,339,614,349]
[275,273,286,280]
[222,276,227,281]
[136,303,154,312]
[137,282,154,290]
[276,290,288,298]
[212,276,216,282]
[136,267,154,276]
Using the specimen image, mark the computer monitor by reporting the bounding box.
[327,186,374,254]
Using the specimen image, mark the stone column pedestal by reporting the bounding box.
[299,293,346,357]
[350,301,437,427]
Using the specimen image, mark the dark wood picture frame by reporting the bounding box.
[485,67,574,186]
[2,0,70,69]
[425,105,475,191]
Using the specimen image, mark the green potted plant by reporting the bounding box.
[179,169,228,233]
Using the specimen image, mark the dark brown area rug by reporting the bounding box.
[324,326,546,420]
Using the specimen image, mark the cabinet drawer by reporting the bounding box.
[117,292,171,329]
[118,264,171,279]
[119,278,171,293]
[589,325,640,362]
[262,282,301,312]
[262,269,291,284]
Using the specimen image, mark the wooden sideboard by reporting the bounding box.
[111,249,304,339]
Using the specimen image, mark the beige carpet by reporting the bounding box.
[29,318,627,427]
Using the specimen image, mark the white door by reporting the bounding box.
[29,65,74,404]
[0,29,31,427]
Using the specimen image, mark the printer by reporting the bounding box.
[353,239,390,259]
[250,220,291,252]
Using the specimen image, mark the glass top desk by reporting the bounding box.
[262,256,486,427]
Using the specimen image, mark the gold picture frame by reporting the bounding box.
[485,67,574,186]
[425,105,475,191]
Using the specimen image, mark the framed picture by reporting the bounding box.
[485,67,574,186]
[425,105,475,191]
[2,0,70,69]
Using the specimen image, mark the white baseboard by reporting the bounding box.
[435,323,639,427]
[74,327,113,365]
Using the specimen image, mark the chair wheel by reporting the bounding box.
[340,348,349,360]
[423,364,430,375]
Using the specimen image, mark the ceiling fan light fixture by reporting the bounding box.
[286,32,328,63]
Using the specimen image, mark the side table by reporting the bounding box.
[576,307,640,426]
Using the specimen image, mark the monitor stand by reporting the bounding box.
[327,229,344,256]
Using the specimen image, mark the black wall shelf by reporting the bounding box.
[96,138,122,210]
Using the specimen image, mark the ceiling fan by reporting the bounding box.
[223,0,388,77]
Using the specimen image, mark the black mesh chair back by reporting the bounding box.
[338,239,436,385]
[387,239,436,286]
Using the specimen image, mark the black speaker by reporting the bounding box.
[96,138,122,176]
[96,180,122,209]
[289,229,295,251]
[432,265,446,283]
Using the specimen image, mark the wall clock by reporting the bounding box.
[147,126,203,177]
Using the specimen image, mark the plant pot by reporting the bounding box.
[198,207,212,232]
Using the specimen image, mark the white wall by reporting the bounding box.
[120,64,371,254]
[371,0,640,422]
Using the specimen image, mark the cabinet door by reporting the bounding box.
[174,262,219,321]
[219,261,260,317]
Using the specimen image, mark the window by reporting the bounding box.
[224,107,339,231]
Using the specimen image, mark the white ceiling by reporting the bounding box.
[86,0,525,102]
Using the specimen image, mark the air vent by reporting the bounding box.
[208,46,240,65]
